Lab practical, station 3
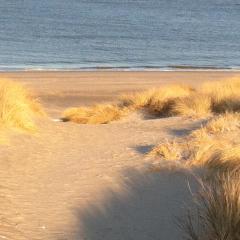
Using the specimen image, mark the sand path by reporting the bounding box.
[0,114,200,240]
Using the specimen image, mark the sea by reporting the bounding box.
[0,0,240,71]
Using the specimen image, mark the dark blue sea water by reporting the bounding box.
[0,0,239,71]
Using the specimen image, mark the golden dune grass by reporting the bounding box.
[122,77,240,118]
[144,85,194,116]
[181,171,240,240]
[202,113,240,134]
[121,85,194,116]
[62,104,129,124]
[159,77,240,118]
[204,145,240,173]
[149,112,239,170]
[173,94,212,117]
[0,79,44,131]
[149,132,228,169]
[120,88,157,109]
[173,77,240,117]
[150,134,240,178]
[148,140,182,161]
[201,76,240,113]
[187,133,220,165]
[148,78,240,169]
[63,77,240,124]
[187,113,240,168]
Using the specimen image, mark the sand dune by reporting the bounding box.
[0,71,239,239]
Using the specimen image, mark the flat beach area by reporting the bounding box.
[0,71,239,239]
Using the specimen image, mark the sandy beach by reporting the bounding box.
[0,71,239,239]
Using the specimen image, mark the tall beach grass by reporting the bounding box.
[181,170,240,240]
[0,78,44,132]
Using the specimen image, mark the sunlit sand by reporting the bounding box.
[0,71,239,239]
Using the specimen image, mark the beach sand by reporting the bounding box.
[0,71,239,239]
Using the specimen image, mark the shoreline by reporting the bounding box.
[1,69,240,73]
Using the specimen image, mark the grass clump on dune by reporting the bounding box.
[204,145,240,173]
[173,94,212,117]
[121,85,194,116]
[149,131,228,169]
[0,79,44,132]
[146,85,194,116]
[149,112,239,170]
[148,140,182,161]
[62,104,129,124]
[150,129,238,171]
[169,77,240,118]
[173,77,240,117]
[202,112,240,134]
[120,88,157,109]
[182,170,240,240]
[122,77,240,118]
[201,77,240,113]
[186,135,227,168]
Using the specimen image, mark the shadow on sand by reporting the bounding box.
[72,167,199,240]
[133,145,155,154]
[165,118,209,137]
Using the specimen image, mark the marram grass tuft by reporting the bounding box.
[62,104,129,124]
[181,171,240,240]
[0,79,44,132]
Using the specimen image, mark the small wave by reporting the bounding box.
[168,65,232,70]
